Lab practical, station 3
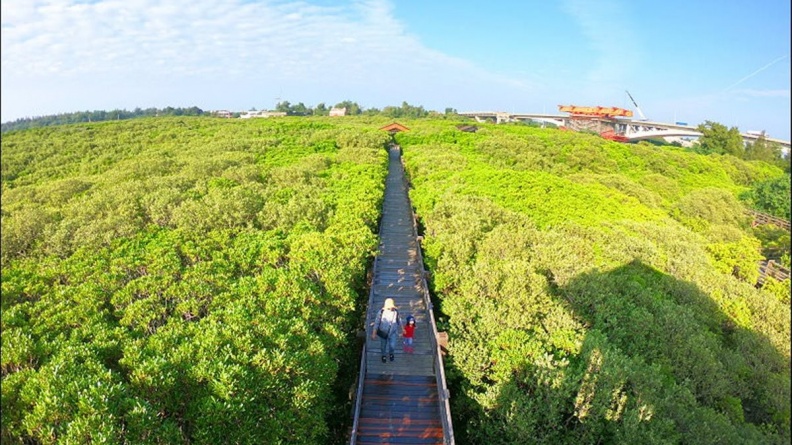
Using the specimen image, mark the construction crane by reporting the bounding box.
[625,90,647,121]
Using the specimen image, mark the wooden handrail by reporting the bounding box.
[352,142,454,444]
[757,259,791,287]
[349,150,388,444]
[748,209,790,231]
[402,153,456,445]
[349,244,379,445]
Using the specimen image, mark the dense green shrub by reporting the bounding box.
[743,174,792,220]
[3,116,788,444]
[1,117,388,444]
[397,121,789,444]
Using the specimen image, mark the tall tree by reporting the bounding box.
[695,121,744,156]
[745,133,783,163]
[334,100,362,115]
[275,101,291,113]
[314,102,328,116]
[292,102,309,116]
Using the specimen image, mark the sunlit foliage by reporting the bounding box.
[1,116,390,444]
[397,120,790,444]
[2,115,789,444]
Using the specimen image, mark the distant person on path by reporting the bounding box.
[403,315,416,354]
[372,298,402,363]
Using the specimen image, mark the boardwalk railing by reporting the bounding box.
[748,209,790,231]
[349,255,376,444]
[757,259,791,287]
[402,156,455,444]
[746,210,790,287]
[349,170,386,444]
[349,143,454,444]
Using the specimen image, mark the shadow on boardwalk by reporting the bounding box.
[349,145,453,444]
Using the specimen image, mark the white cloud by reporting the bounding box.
[1,0,541,120]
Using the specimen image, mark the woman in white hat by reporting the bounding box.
[371,298,402,363]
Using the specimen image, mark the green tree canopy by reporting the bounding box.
[333,100,362,115]
[695,121,744,156]
[275,100,291,113]
[314,102,328,116]
[381,101,428,119]
[744,134,775,161]
[744,174,792,220]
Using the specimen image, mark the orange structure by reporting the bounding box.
[379,122,410,134]
[556,105,633,142]
[558,105,633,118]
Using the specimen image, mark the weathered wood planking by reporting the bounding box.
[357,375,443,444]
[351,145,448,444]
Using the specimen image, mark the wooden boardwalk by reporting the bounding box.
[748,209,791,231]
[757,259,791,287]
[350,145,454,444]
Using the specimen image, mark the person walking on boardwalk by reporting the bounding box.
[372,298,402,363]
[403,315,416,354]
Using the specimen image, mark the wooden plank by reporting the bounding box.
[359,411,441,421]
[361,387,437,397]
[352,145,451,445]
[365,375,436,384]
[365,364,435,376]
[357,427,443,438]
[356,437,443,444]
[363,387,439,397]
[360,400,439,410]
[360,417,441,428]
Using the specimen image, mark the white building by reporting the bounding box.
[240,110,287,119]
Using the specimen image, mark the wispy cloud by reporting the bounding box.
[3,0,367,79]
[732,88,790,99]
[720,54,790,93]
[1,0,533,119]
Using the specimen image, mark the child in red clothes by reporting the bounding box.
[403,315,416,354]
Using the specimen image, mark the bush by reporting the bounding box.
[744,174,791,220]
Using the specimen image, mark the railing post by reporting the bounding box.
[400,151,455,445]
[350,144,392,444]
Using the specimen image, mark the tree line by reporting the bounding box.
[274,100,445,118]
[4,103,788,175]
[1,106,206,133]
[695,121,789,173]
[2,102,457,133]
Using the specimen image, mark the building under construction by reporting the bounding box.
[557,105,633,141]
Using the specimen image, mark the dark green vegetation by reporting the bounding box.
[1,107,207,133]
[1,117,391,443]
[396,121,790,444]
[1,101,441,133]
[744,175,791,221]
[695,121,789,175]
[275,100,434,119]
[2,116,790,444]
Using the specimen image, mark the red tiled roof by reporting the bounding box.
[379,122,410,133]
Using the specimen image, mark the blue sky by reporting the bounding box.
[2,0,790,140]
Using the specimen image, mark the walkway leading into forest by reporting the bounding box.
[349,145,454,444]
